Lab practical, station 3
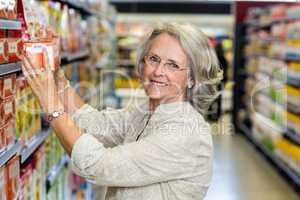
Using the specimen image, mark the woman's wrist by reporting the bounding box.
[58,80,71,94]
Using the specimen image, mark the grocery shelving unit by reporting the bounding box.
[0,1,117,199]
[0,18,23,169]
[20,129,51,163]
[0,62,22,76]
[0,19,22,30]
[61,49,90,65]
[46,154,68,191]
[0,141,21,168]
[233,2,300,190]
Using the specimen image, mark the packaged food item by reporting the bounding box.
[0,0,8,19]
[24,37,61,71]
[7,38,22,63]
[20,164,32,200]
[7,0,17,20]
[0,103,3,127]
[0,38,8,64]
[3,96,15,124]
[0,73,17,98]
[6,155,20,200]
[0,127,4,152]
[3,120,15,147]
[0,165,7,200]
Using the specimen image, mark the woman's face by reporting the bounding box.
[143,33,190,103]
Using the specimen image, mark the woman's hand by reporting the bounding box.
[54,68,70,94]
[21,52,64,115]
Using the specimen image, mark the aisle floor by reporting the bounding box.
[205,117,300,200]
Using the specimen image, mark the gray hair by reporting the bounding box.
[136,23,223,114]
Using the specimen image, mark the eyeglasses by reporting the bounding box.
[144,54,188,73]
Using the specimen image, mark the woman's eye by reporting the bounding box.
[150,56,159,63]
[167,63,180,70]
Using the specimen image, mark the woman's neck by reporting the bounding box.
[148,96,185,113]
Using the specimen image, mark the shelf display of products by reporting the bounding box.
[0,0,117,199]
[236,3,300,188]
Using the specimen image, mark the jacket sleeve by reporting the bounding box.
[71,104,135,147]
[70,117,213,187]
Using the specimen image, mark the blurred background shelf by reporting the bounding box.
[0,141,21,168]
[20,129,51,163]
[0,19,22,30]
[0,62,22,76]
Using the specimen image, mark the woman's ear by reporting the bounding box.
[187,76,195,89]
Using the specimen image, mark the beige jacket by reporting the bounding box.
[71,101,213,200]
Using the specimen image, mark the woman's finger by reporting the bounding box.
[21,64,35,86]
[23,56,40,76]
[42,48,52,72]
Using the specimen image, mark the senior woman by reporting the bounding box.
[22,23,222,200]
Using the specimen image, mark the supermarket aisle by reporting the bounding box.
[205,118,300,200]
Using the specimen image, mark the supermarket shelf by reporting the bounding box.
[51,0,93,16]
[246,16,300,29]
[0,62,22,76]
[61,49,90,65]
[284,129,300,146]
[287,72,300,88]
[0,141,21,168]
[118,59,135,66]
[46,155,68,190]
[20,129,51,163]
[0,19,22,30]
[238,122,300,188]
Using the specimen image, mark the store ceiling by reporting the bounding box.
[109,0,232,14]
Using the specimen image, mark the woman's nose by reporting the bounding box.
[153,62,166,76]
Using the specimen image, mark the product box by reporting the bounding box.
[20,164,32,200]
[7,0,17,20]
[0,0,8,19]
[0,103,3,127]
[0,127,4,152]
[7,38,22,63]
[24,37,61,71]
[0,165,7,200]
[3,96,16,124]
[3,120,15,147]
[0,73,17,99]
[0,38,8,64]
[6,155,20,200]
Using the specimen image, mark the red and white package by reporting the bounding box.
[6,155,20,200]
[0,0,8,19]
[0,103,3,127]
[0,38,8,64]
[24,37,61,71]
[0,127,4,151]
[7,0,17,20]
[0,165,7,200]
[3,120,15,147]
[0,73,17,98]
[3,96,16,124]
[7,38,23,63]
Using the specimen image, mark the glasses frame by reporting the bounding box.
[144,54,188,73]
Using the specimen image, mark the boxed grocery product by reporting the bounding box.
[34,145,46,200]
[0,38,8,64]
[20,164,32,200]
[0,103,3,127]
[0,0,8,19]
[6,155,20,200]
[7,38,23,63]
[0,165,7,200]
[0,73,17,98]
[24,37,61,71]
[7,0,17,20]
[3,120,15,147]
[3,96,16,124]
[0,127,4,152]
